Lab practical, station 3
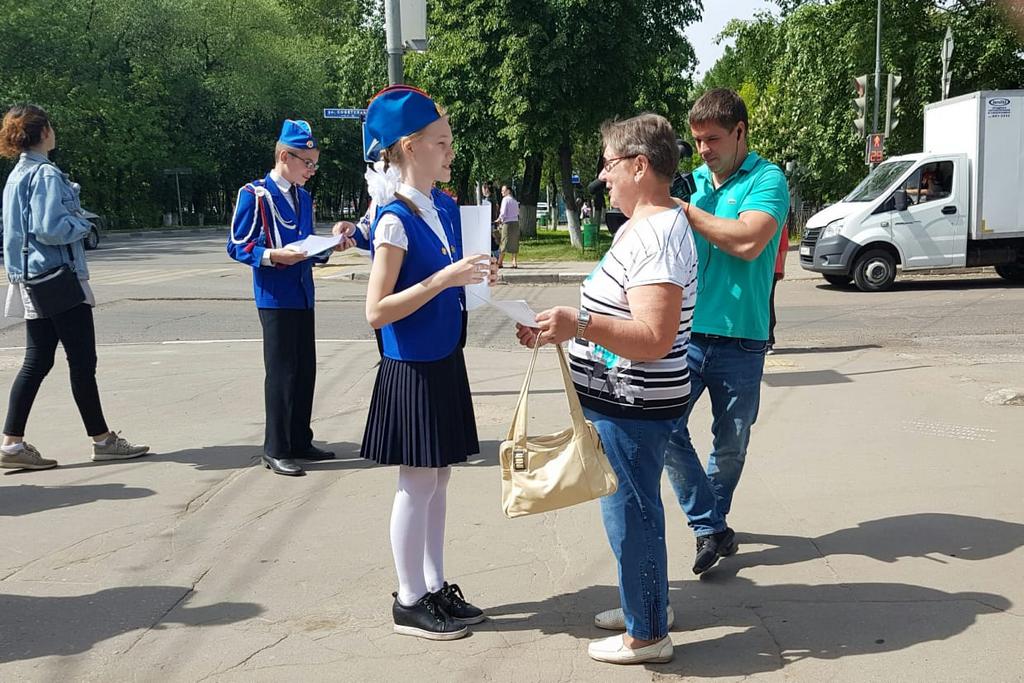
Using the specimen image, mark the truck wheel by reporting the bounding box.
[995,263,1024,283]
[823,274,853,287]
[852,249,897,292]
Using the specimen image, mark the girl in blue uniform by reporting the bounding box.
[360,86,495,640]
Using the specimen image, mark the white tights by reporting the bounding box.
[390,465,451,606]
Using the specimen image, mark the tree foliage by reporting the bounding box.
[702,0,1024,205]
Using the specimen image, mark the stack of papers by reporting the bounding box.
[285,234,343,255]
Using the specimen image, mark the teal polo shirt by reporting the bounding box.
[690,152,790,341]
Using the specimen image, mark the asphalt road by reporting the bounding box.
[1,232,1021,361]
[1,231,1022,681]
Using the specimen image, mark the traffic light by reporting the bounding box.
[885,73,902,136]
[852,75,870,137]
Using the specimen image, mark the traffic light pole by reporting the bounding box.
[872,0,883,135]
[385,0,404,85]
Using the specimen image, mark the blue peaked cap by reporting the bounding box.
[279,119,317,150]
[363,85,443,162]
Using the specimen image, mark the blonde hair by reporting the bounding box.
[379,130,424,173]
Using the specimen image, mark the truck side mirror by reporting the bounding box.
[893,190,910,212]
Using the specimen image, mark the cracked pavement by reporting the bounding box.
[1,233,1023,681]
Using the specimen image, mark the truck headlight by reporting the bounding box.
[820,219,844,241]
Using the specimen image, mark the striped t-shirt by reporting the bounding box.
[568,207,698,420]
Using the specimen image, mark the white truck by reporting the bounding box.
[800,91,1024,291]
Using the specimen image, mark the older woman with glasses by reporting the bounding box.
[516,113,697,665]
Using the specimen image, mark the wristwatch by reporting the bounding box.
[575,308,592,339]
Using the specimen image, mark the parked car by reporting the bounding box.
[0,209,102,250]
[79,210,104,250]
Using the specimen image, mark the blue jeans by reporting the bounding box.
[584,407,675,641]
[663,334,767,538]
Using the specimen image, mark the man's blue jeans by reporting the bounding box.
[584,407,675,641]
[663,333,767,538]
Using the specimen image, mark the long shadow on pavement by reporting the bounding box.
[708,513,1024,576]
[0,483,154,516]
[479,578,1010,678]
[0,586,262,663]
[476,513,1020,676]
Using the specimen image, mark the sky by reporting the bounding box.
[689,0,778,77]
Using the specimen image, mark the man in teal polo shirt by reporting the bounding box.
[664,89,790,575]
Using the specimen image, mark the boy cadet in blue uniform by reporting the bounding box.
[227,120,355,476]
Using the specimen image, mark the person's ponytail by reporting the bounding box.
[0,104,51,159]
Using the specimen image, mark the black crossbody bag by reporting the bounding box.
[20,164,86,318]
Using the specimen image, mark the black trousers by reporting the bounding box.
[3,303,109,437]
[258,308,316,458]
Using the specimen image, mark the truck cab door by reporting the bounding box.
[886,159,962,269]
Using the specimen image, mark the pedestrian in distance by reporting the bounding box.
[495,185,520,269]
[767,211,791,353]
[0,104,149,470]
[359,85,497,641]
[226,119,356,477]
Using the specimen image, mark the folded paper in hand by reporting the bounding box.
[285,234,343,255]
[488,299,541,328]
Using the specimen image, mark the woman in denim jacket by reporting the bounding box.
[0,104,148,470]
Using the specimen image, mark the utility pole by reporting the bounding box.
[385,0,404,85]
[872,0,883,134]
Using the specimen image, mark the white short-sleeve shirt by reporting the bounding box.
[373,184,452,254]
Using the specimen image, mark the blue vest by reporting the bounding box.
[226,174,317,310]
[371,190,464,362]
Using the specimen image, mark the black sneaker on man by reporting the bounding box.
[692,527,738,575]
[433,582,485,624]
[392,592,469,640]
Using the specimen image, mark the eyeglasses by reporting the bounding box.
[287,151,319,171]
[602,155,638,173]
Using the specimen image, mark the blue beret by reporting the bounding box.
[363,86,443,162]
[279,119,317,150]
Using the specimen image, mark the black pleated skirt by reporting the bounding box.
[360,346,480,468]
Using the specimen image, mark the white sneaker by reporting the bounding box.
[594,605,675,631]
[587,634,673,665]
[92,431,150,462]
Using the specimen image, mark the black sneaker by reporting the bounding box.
[433,582,485,624]
[392,592,469,641]
[692,527,739,575]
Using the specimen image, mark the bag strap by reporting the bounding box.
[507,342,590,445]
[21,163,75,277]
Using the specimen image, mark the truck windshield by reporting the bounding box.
[844,161,915,202]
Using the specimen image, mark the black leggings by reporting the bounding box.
[3,303,109,437]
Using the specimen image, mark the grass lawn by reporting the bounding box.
[516,227,612,262]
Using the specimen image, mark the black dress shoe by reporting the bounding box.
[392,592,468,641]
[262,455,305,476]
[294,445,335,461]
[433,582,485,624]
[692,527,738,575]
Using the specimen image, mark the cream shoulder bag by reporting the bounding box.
[500,342,617,518]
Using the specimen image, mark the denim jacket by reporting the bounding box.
[2,152,91,283]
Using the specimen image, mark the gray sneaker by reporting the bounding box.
[92,431,150,462]
[1,443,58,470]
